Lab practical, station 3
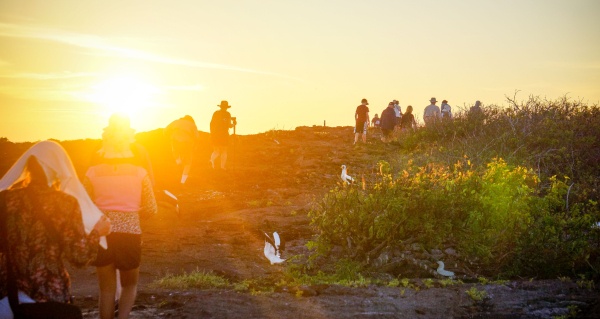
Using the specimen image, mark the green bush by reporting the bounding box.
[309,158,539,272]
[307,96,600,279]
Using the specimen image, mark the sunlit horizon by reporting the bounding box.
[1,0,599,142]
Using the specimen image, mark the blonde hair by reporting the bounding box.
[99,113,135,158]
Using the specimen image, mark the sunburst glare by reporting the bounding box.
[86,74,161,118]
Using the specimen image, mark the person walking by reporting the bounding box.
[371,114,381,128]
[354,98,370,144]
[84,115,157,319]
[400,105,417,131]
[423,97,441,127]
[380,102,397,143]
[440,100,452,120]
[393,99,402,126]
[0,141,111,319]
[165,115,200,184]
[210,101,235,170]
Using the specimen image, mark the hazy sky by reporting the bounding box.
[1,0,599,142]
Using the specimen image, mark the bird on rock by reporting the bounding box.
[340,165,355,184]
[436,261,455,277]
[264,231,285,265]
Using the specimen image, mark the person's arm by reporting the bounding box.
[139,175,158,219]
[60,196,104,267]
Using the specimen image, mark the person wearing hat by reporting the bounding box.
[84,113,157,319]
[440,99,452,120]
[210,100,235,170]
[354,98,370,144]
[423,97,441,127]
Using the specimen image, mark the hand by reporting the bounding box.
[93,215,111,237]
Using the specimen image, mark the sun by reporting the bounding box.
[87,75,160,117]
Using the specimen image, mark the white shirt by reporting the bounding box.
[423,104,441,120]
[441,103,452,118]
[394,104,402,117]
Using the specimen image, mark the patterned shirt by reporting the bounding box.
[0,186,100,303]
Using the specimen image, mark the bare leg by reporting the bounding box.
[97,265,117,319]
[210,149,220,169]
[181,164,191,183]
[116,269,121,301]
[362,133,367,143]
[220,147,228,169]
[117,268,140,319]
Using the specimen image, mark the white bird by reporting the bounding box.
[341,165,355,184]
[264,231,285,265]
[436,261,455,277]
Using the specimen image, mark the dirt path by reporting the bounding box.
[2,126,598,318]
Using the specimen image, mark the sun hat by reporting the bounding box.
[430,97,437,103]
[218,100,231,108]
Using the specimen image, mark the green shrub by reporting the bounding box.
[150,269,229,290]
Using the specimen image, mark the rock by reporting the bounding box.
[297,285,318,297]
[410,243,422,251]
[444,248,457,256]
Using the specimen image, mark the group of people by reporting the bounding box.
[354,98,418,144]
[0,100,237,319]
[355,97,483,143]
[165,100,236,184]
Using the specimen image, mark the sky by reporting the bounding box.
[1,0,599,142]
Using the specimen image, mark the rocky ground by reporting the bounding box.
[2,126,599,318]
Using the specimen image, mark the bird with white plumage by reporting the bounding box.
[263,231,285,265]
[436,261,455,277]
[340,165,355,184]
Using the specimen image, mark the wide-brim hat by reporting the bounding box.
[218,100,231,108]
[430,97,437,103]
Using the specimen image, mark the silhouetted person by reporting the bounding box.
[380,102,397,142]
[441,99,452,120]
[84,114,157,319]
[0,141,110,318]
[423,97,441,127]
[400,105,417,131]
[371,113,381,128]
[165,115,200,184]
[210,101,235,170]
[354,98,370,144]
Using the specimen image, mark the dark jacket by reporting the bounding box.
[380,107,397,130]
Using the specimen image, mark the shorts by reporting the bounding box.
[211,132,229,147]
[94,233,142,271]
[355,121,368,134]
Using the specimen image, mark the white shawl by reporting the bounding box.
[0,140,107,248]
